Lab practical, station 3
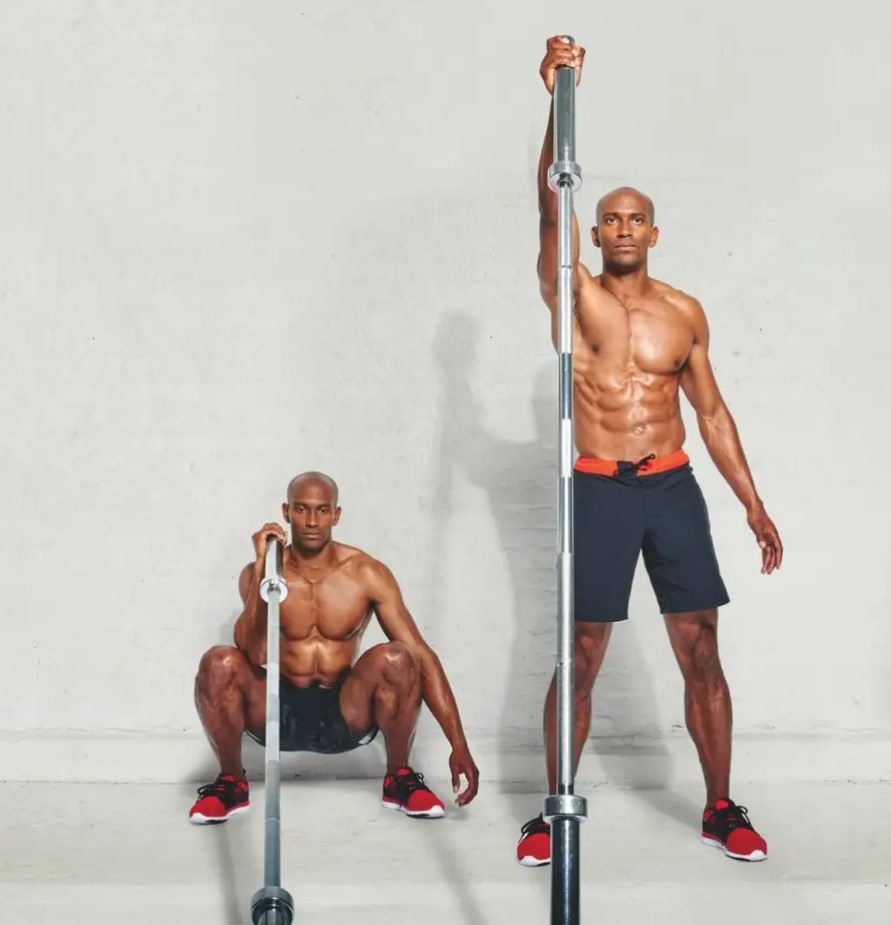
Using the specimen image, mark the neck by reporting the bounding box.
[288,541,336,568]
[600,264,651,298]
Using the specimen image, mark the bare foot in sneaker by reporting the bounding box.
[381,767,445,818]
[189,773,250,824]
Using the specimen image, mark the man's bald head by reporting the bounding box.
[591,186,659,275]
[282,471,342,553]
[596,186,655,225]
[286,471,339,506]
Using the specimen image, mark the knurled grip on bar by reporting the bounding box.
[547,35,582,193]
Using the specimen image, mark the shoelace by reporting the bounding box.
[196,776,240,799]
[393,769,429,793]
[520,814,550,836]
[714,802,753,831]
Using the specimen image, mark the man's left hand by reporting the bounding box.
[747,504,783,574]
[449,745,479,806]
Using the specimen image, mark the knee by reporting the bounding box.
[677,619,723,685]
[196,645,245,692]
[572,625,610,694]
[376,642,420,690]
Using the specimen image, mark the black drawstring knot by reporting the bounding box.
[615,453,656,477]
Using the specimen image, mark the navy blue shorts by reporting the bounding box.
[573,452,730,622]
[246,677,378,754]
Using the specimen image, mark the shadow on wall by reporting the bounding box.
[430,311,683,823]
[430,312,556,787]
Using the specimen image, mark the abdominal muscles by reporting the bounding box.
[573,364,686,460]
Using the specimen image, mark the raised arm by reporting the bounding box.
[233,522,288,662]
[537,101,581,310]
[537,36,589,347]
[361,558,478,803]
[678,298,783,573]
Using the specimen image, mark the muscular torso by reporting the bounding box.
[260,544,374,687]
[570,274,695,460]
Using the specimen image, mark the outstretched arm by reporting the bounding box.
[363,559,479,803]
[679,299,783,573]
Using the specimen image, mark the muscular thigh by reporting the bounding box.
[223,651,267,738]
[337,649,380,735]
[338,643,404,735]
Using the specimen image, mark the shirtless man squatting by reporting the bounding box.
[515,37,784,867]
[189,471,479,824]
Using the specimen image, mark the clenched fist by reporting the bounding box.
[540,35,585,94]
[252,522,287,561]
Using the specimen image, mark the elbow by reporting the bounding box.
[539,210,558,232]
[234,634,262,668]
[536,264,557,304]
[697,401,731,438]
[233,619,257,661]
[233,622,248,656]
[539,278,557,304]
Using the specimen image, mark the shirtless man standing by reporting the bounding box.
[189,471,479,824]
[516,37,783,866]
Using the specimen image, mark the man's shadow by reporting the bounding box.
[432,310,697,830]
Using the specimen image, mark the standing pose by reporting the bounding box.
[517,36,783,867]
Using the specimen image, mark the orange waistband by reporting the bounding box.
[574,449,690,477]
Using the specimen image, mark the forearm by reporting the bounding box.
[698,404,762,512]
[418,648,468,750]
[538,102,557,222]
[233,561,267,660]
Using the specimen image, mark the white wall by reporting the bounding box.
[1,1,889,786]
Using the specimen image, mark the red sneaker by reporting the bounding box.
[381,767,445,818]
[189,773,250,824]
[701,798,768,861]
[516,813,551,867]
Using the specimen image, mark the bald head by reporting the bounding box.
[283,471,341,553]
[286,471,339,506]
[596,186,655,225]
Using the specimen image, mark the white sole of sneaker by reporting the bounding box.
[517,855,551,868]
[701,835,767,861]
[189,804,250,825]
[381,799,444,819]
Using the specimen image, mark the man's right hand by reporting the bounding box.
[540,35,585,94]
[252,522,288,561]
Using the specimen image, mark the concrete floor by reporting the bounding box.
[1,779,888,924]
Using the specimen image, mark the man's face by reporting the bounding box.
[592,192,658,272]
[281,480,341,552]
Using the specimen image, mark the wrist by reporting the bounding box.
[745,496,764,516]
[449,731,469,752]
